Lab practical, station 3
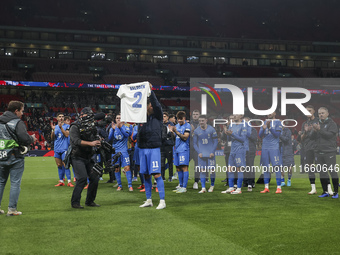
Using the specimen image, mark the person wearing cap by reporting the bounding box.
[69,107,101,209]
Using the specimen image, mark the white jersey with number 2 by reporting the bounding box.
[117,81,151,123]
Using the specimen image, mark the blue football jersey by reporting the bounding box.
[243,123,252,151]
[109,125,131,152]
[175,122,191,153]
[193,125,218,157]
[54,124,70,153]
[260,119,282,150]
[229,123,247,153]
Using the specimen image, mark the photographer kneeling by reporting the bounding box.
[70,107,101,209]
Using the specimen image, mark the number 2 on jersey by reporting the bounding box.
[133,92,142,108]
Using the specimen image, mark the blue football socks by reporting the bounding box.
[126,170,132,188]
[183,171,189,188]
[155,176,165,199]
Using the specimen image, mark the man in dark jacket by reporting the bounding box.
[0,101,36,216]
[310,107,338,198]
[300,105,319,194]
[244,117,258,191]
[138,83,166,209]
[161,112,175,182]
[279,127,295,187]
[220,116,232,184]
[69,107,101,209]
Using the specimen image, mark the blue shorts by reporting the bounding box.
[261,149,281,168]
[198,157,215,168]
[139,148,161,175]
[174,151,190,166]
[197,157,216,172]
[133,147,140,166]
[54,151,66,160]
[113,151,130,168]
[228,152,246,168]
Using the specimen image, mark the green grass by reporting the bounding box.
[1,156,340,255]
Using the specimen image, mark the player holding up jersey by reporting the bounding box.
[170,111,191,193]
[108,114,133,191]
[221,114,247,195]
[193,115,218,193]
[52,113,74,187]
[138,83,166,209]
[259,112,283,194]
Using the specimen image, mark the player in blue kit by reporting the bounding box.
[193,115,218,193]
[52,113,74,187]
[170,111,191,193]
[221,114,247,194]
[259,112,283,194]
[108,114,133,191]
[138,83,166,210]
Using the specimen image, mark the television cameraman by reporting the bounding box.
[0,101,37,216]
[69,107,101,209]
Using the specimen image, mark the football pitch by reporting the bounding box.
[1,156,340,255]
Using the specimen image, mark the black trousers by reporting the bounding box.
[161,145,173,179]
[316,152,339,193]
[191,150,199,182]
[305,150,316,184]
[71,156,99,206]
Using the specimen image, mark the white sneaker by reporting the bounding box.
[139,199,153,208]
[0,208,4,214]
[156,199,166,210]
[208,186,214,192]
[173,186,181,192]
[193,182,198,190]
[231,188,242,194]
[113,183,119,188]
[198,188,206,193]
[7,210,22,216]
[176,187,187,193]
[327,184,334,196]
[308,189,317,195]
[172,175,178,180]
[221,187,235,194]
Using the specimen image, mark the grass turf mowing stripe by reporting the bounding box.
[0,156,340,254]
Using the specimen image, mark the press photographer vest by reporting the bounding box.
[0,119,20,161]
